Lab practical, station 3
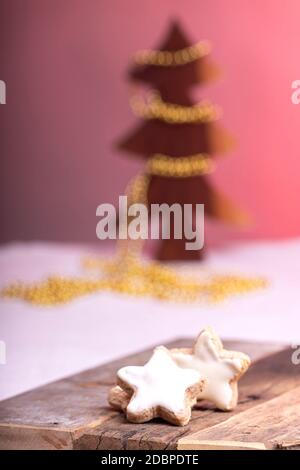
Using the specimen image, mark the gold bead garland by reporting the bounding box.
[0,148,267,306]
[1,167,266,307]
[147,153,214,177]
[1,277,108,306]
[1,260,267,306]
[134,41,212,67]
[130,92,221,124]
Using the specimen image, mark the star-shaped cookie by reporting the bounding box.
[171,327,251,411]
[112,346,205,426]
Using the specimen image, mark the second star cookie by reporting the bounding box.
[171,326,251,411]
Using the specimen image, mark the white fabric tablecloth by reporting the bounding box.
[0,240,299,401]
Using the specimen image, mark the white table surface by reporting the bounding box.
[0,240,299,401]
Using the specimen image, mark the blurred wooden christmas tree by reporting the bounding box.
[1,22,266,307]
[118,21,246,261]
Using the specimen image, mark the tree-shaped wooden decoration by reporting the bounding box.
[118,21,246,261]
[0,24,267,308]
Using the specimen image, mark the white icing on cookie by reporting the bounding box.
[117,346,203,422]
[171,327,250,411]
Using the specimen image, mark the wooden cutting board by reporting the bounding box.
[0,339,299,450]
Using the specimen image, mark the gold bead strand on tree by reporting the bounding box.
[130,92,221,124]
[147,153,215,177]
[133,40,212,67]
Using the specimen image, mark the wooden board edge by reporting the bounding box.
[0,425,74,450]
[0,414,115,450]
[177,439,267,451]
[275,440,300,450]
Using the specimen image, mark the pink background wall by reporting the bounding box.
[1,0,300,245]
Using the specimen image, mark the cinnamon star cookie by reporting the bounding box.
[110,346,206,426]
